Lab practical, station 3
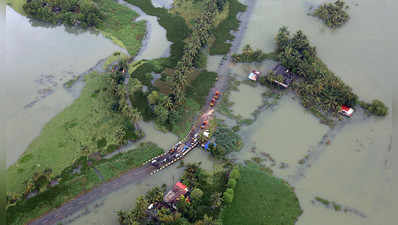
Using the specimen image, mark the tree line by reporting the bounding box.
[171,0,222,107]
[275,26,388,118]
[23,0,103,27]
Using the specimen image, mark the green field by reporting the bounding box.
[221,165,302,225]
[6,0,25,15]
[97,0,146,56]
[7,142,163,225]
[7,71,140,194]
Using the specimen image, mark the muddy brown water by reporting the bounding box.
[229,0,396,224]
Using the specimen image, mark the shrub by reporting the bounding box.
[359,99,388,116]
[223,188,234,204]
[313,0,350,29]
[227,178,236,189]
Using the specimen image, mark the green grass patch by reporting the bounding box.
[209,0,247,55]
[170,0,207,28]
[6,0,26,15]
[7,72,140,194]
[186,70,217,105]
[7,142,163,225]
[97,0,146,56]
[221,165,302,225]
[171,98,201,138]
[125,0,190,67]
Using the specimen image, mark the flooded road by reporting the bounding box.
[61,148,215,225]
[229,0,396,224]
[3,6,125,167]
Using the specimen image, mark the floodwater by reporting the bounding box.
[117,0,171,60]
[229,0,396,224]
[3,6,125,167]
[62,149,215,225]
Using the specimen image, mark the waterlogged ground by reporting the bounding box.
[3,6,125,167]
[61,149,215,225]
[117,0,171,60]
[228,0,396,224]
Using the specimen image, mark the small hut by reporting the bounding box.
[269,64,297,88]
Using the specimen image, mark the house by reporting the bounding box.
[164,182,189,203]
[270,64,297,88]
[339,105,354,117]
[248,70,260,81]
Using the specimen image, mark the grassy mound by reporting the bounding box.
[221,165,302,225]
[7,71,140,194]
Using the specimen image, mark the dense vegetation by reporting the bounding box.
[7,142,163,225]
[313,0,350,29]
[171,0,220,106]
[208,123,243,160]
[118,163,240,225]
[359,99,388,116]
[275,27,358,121]
[221,164,302,225]
[23,0,104,27]
[22,0,146,55]
[7,71,142,195]
[125,0,190,67]
[232,44,277,63]
[210,0,246,55]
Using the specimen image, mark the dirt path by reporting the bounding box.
[27,0,256,224]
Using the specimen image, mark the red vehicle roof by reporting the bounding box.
[175,182,188,193]
[341,105,351,111]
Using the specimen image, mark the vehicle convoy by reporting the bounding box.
[148,91,220,172]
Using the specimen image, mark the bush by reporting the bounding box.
[227,178,236,189]
[223,188,234,204]
[232,44,277,63]
[313,0,350,29]
[229,167,240,180]
[359,99,388,116]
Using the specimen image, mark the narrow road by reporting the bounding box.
[27,0,256,224]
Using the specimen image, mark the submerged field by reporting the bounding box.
[7,142,163,225]
[222,164,302,225]
[7,71,139,193]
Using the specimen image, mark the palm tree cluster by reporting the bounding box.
[313,0,350,29]
[110,60,142,129]
[275,27,358,115]
[172,0,219,107]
